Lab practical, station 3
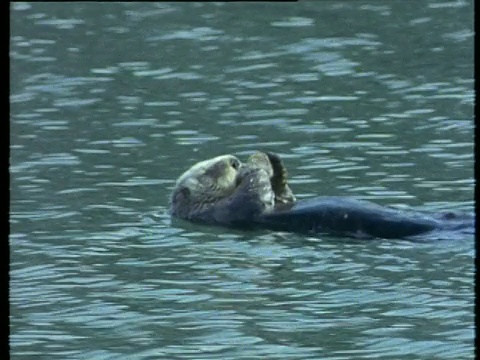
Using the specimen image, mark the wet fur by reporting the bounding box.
[170,154,275,225]
[170,152,474,239]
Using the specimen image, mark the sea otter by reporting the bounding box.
[170,152,474,240]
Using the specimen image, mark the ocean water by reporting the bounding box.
[10,1,474,359]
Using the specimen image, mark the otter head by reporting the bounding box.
[170,155,242,217]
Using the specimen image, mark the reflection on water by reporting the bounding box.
[10,1,473,359]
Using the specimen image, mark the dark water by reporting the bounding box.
[10,1,474,359]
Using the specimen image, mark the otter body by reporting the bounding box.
[255,196,474,239]
[170,152,474,240]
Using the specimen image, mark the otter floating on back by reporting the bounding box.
[169,151,474,240]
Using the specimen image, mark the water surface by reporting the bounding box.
[10,1,474,359]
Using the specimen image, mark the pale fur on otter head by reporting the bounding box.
[171,154,242,210]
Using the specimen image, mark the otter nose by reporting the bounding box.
[230,158,241,170]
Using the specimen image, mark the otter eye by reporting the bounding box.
[230,158,241,170]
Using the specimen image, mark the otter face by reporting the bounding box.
[171,155,242,211]
[170,151,296,222]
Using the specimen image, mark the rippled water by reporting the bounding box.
[10,1,474,359]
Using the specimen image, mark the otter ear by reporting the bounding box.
[174,187,191,203]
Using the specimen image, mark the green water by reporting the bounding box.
[10,2,474,359]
